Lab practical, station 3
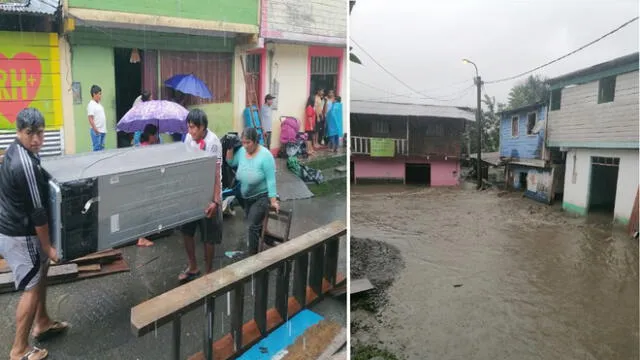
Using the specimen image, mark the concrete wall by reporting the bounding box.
[562,148,639,224]
[548,71,639,148]
[261,0,346,46]
[59,37,75,154]
[71,45,117,153]
[508,165,554,204]
[354,157,461,186]
[67,0,258,25]
[354,158,404,180]
[500,105,546,159]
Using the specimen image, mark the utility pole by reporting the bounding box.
[462,58,482,190]
[475,75,482,190]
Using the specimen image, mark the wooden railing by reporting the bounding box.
[130,221,346,360]
[350,136,408,156]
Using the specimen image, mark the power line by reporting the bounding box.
[485,16,639,84]
[351,37,444,100]
[352,80,475,103]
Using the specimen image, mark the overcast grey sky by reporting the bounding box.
[350,0,639,108]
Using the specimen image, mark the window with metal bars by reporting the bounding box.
[246,54,260,74]
[311,57,339,75]
[591,157,620,166]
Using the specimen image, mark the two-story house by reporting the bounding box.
[234,0,347,154]
[61,0,260,153]
[350,100,474,186]
[499,103,564,204]
[546,52,639,224]
[0,0,66,157]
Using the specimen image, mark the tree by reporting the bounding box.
[462,94,505,154]
[481,94,505,152]
[507,75,549,109]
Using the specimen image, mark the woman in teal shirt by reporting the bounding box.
[226,127,279,255]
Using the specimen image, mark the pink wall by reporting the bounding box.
[354,158,405,179]
[429,160,460,186]
[355,158,461,186]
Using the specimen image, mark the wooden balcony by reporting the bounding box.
[351,136,408,156]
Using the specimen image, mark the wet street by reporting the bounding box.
[0,193,346,360]
[351,185,638,360]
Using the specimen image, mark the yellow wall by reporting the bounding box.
[0,32,63,130]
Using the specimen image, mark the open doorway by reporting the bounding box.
[519,172,527,190]
[114,48,142,148]
[588,157,619,215]
[405,163,431,185]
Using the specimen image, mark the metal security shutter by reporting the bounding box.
[0,129,64,157]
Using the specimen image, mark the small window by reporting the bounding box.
[598,75,616,104]
[511,116,519,137]
[550,89,562,110]
[373,120,389,134]
[526,112,536,135]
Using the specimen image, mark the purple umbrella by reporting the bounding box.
[117,100,188,134]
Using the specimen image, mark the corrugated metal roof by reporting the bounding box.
[0,0,60,15]
[351,100,475,121]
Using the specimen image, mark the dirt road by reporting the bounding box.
[351,185,638,360]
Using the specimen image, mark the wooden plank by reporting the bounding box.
[71,249,122,264]
[75,259,128,280]
[317,328,347,360]
[0,264,78,292]
[330,351,347,360]
[77,264,101,272]
[131,221,346,337]
[280,320,342,360]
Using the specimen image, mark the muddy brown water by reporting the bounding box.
[351,185,639,360]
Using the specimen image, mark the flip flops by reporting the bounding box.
[178,267,201,284]
[32,321,69,342]
[15,346,48,360]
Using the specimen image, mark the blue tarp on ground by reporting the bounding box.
[238,309,324,359]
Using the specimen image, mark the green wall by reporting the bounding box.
[68,0,258,25]
[71,46,117,153]
[69,27,235,53]
[192,103,234,136]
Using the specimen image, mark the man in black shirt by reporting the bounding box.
[0,108,68,360]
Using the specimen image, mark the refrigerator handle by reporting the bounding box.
[81,196,100,215]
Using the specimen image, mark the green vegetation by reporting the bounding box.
[308,177,346,197]
[351,345,401,360]
[303,154,346,171]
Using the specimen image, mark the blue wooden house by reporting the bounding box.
[499,102,564,204]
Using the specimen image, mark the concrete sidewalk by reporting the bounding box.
[0,194,346,360]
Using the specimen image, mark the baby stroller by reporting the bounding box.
[220,132,243,216]
[278,116,308,159]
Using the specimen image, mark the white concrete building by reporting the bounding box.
[234,0,347,152]
[547,53,639,225]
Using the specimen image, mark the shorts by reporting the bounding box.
[0,233,47,291]
[180,207,223,244]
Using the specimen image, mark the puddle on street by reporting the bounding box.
[350,184,639,360]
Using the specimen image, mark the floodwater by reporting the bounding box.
[350,184,639,360]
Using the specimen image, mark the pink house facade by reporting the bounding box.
[233,0,347,154]
[351,101,474,186]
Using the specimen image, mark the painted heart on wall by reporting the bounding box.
[0,52,42,123]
